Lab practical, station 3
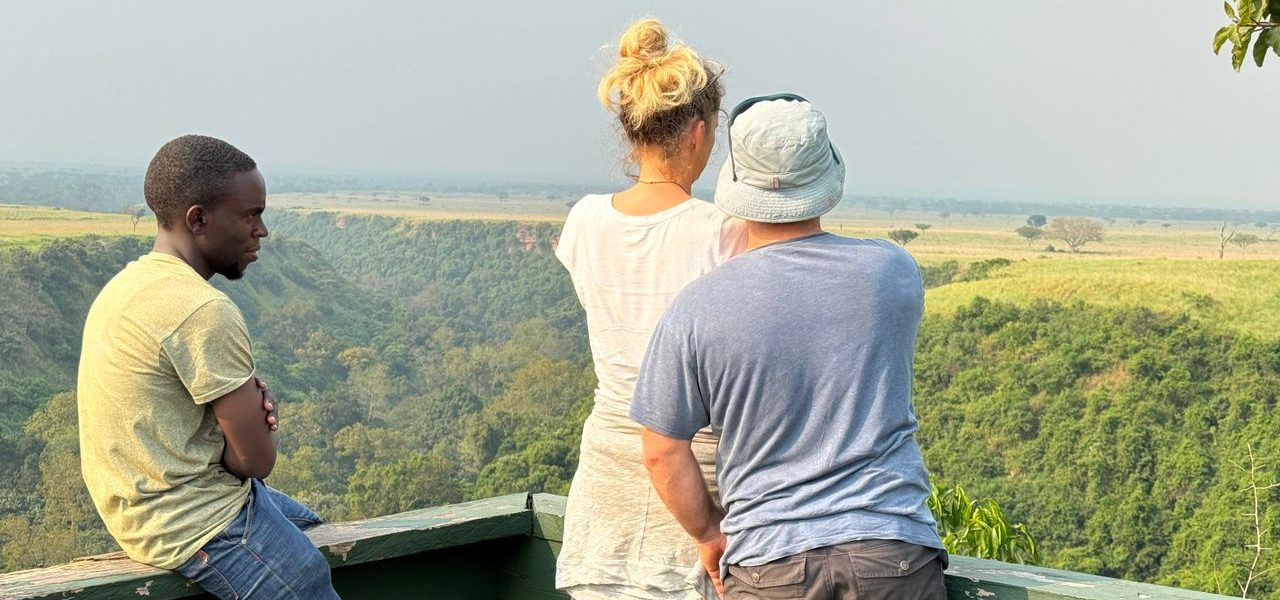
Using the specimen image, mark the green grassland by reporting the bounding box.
[824,208,1280,263]
[923,258,1280,338]
[0,204,151,249]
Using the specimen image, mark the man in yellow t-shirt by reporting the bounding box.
[78,135,340,599]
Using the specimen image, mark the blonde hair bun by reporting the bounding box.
[618,18,670,63]
[599,18,717,132]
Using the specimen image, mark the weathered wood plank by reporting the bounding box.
[497,537,567,600]
[945,556,1235,599]
[0,556,191,600]
[311,492,531,566]
[332,538,517,600]
[510,494,569,600]
[530,493,566,543]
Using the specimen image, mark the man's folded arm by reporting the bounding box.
[211,378,277,480]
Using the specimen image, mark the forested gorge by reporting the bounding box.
[916,298,1280,592]
[0,213,1277,595]
[0,215,593,570]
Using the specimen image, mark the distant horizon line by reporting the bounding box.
[0,157,1272,214]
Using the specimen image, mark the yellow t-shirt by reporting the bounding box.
[77,252,254,569]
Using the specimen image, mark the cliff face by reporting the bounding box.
[514,225,559,255]
[325,215,560,255]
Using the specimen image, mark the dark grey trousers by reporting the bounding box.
[723,539,948,600]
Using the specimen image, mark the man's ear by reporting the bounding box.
[184,205,208,235]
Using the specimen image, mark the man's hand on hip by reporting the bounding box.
[697,532,727,598]
[640,427,727,596]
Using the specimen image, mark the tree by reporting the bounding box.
[1225,445,1278,599]
[915,223,932,232]
[121,204,147,232]
[1027,214,1048,229]
[1234,233,1261,252]
[1015,225,1043,248]
[1215,0,1280,71]
[338,346,398,421]
[471,438,576,498]
[1044,217,1105,253]
[269,446,348,503]
[888,229,920,246]
[344,451,461,518]
[0,392,115,569]
[1220,222,1239,259]
[334,423,413,470]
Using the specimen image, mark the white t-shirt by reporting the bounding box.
[556,193,746,597]
[556,194,748,422]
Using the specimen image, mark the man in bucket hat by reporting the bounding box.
[631,95,947,600]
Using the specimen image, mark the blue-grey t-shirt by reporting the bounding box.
[630,233,942,567]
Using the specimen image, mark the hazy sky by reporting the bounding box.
[1,1,1277,209]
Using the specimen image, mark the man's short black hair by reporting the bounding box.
[144,135,257,229]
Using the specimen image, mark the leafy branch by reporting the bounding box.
[1215,0,1280,70]
[927,484,1042,565]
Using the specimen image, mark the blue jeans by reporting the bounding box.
[176,479,341,600]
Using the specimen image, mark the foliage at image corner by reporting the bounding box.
[1215,0,1280,70]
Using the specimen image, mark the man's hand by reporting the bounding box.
[255,377,278,431]
[697,532,727,598]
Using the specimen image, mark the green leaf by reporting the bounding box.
[1255,32,1270,65]
[1240,0,1259,22]
[1227,1,1238,19]
[1215,26,1233,53]
[1233,32,1250,70]
[1264,27,1280,57]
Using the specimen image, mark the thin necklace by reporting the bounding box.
[636,178,691,196]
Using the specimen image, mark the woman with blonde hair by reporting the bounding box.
[554,17,745,600]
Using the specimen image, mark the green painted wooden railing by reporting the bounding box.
[0,493,1234,600]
